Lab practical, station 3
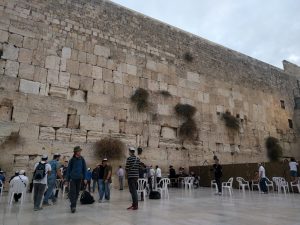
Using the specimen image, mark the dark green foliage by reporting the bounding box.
[265,137,283,162]
[159,90,172,97]
[175,103,196,119]
[184,52,193,62]
[222,111,240,130]
[179,119,197,140]
[130,88,149,112]
[94,138,125,160]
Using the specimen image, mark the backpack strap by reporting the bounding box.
[18,175,26,187]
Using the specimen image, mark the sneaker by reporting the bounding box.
[34,207,43,211]
[71,207,76,213]
[218,192,222,195]
[127,205,133,210]
[132,206,138,210]
[43,202,51,206]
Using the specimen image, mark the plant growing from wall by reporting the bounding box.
[222,111,240,130]
[175,103,198,140]
[265,137,283,162]
[94,137,125,160]
[183,52,193,62]
[158,90,172,98]
[130,88,149,112]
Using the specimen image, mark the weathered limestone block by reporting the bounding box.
[104,81,114,96]
[116,109,127,121]
[0,122,20,137]
[87,53,97,65]
[93,80,104,93]
[19,79,40,94]
[18,48,33,64]
[12,107,29,123]
[56,128,71,142]
[0,76,20,91]
[23,37,38,50]
[97,56,107,67]
[80,77,93,91]
[149,124,161,137]
[148,79,159,91]
[113,71,123,84]
[2,44,19,60]
[8,34,23,47]
[71,129,87,142]
[78,51,87,63]
[114,84,124,98]
[103,119,119,133]
[158,104,170,115]
[49,86,68,98]
[0,105,12,121]
[87,92,112,106]
[5,60,19,77]
[168,85,178,96]
[58,72,70,87]
[67,114,80,129]
[127,64,137,76]
[92,66,102,79]
[0,30,9,42]
[87,131,102,142]
[62,47,71,59]
[33,67,47,83]
[123,74,139,87]
[94,45,110,58]
[80,115,103,131]
[66,60,79,74]
[148,136,159,147]
[67,89,86,102]
[161,126,177,139]
[0,60,5,75]
[19,63,35,80]
[39,83,50,96]
[47,69,59,84]
[19,124,39,139]
[103,68,113,82]
[45,55,60,70]
[79,63,92,77]
[125,122,143,135]
[39,127,55,140]
[28,111,67,127]
[146,60,157,72]
[187,72,200,83]
[69,75,80,89]
[157,63,169,74]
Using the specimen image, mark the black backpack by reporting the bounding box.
[80,191,95,204]
[33,162,46,180]
[149,191,161,199]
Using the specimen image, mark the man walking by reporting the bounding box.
[102,158,112,202]
[117,165,125,190]
[43,153,63,206]
[213,158,222,195]
[126,147,141,210]
[33,155,51,211]
[66,146,87,213]
[258,163,268,194]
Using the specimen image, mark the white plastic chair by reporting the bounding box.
[273,177,289,194]
[236,177,250,192]
[137,179,148,201]
[272,177,280,191]
[0,180,4,201]
[251,180,260,191]
[184,177,194,189]
[290,179,300,193]
[211,180,217,193]
[8,179,27,205]
[265,177,274,192]
[222,177,233,196]
[157,178,170,198]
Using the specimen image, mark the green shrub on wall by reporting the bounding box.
[130,88,149,112]
[222,111,240,130]
[159,90,172,98]
[94,138,125,160]
[265,137,283,162]
[175,103,196,119]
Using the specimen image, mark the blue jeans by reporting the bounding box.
[98,179,110,200]
[43,178,56,203]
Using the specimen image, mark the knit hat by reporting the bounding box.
[73,146,82,152]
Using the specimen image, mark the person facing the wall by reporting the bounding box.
[212,158,222,195]
[117,165,125,190]
[66,146,87,213]
[10,170,29,202]
[289,157,299,182]
[258,163,268,194]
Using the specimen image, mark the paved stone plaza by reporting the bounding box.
[1,188,299,225]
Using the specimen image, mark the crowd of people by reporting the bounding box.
[0,148,298,213]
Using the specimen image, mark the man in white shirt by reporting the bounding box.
[10,170,29,202]
[116,165,125,190]
[289,157,299,182]
[155,165,162,187]
[258,163,268,194]
[33,155,51,211]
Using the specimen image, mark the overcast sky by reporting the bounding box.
[111,0,300,69]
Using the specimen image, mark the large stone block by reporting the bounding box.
[33,67,47,83]
[18,48,33,64]
[59,72,70,87]
[19,79,40,94]
[80,115,103,131]
[102,68,113,82]
[49,86,68,98]
[28,111,67,127]
[23,37,38,50]
[69,75,80,89]
[103,119,119,133]
[79,63,92,77]
[71,129,87,142]
[5,60,19,77]
[149,124,160,137]
[146,60,157,72]
[19,124,39,140]
[104,81,115,96]
[87,53,97,65]
[127,64,137,76]
[0,30,8,42]
[66,60,79,74]
[12,107,29,123]
[123,74,139,87]
[39,126,56,140]
[45,55,60,70]
[87,131,102,142]
[87,92,112,106]
[92,66,102,79]
[18,63,34,80]
[0,106,12,121]
[161,126,177,139]
[67,114,80,129]
[113,71,123,84]
[78,51,87,63]
[67,89,86,103]
[93,80,104,93]
[47,69,59,84]
[94,45,110,58]
[2,44,19,60]
[56,128,71,142]
[187,72,200,83]
[62,47,71,59]
[0,76,20,91]
[80,77,93,91]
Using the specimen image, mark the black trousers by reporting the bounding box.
[14,193,22,202]
[128,178,138,207]
[215,177,222,193]
[69,179,81,208]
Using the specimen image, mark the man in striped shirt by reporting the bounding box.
[126,147,141,210]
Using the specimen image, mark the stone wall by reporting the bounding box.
[0,0,299,180]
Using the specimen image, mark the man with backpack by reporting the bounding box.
[66,146,87,213]
[43,153,63,206]
[126,147,141,210]
[33,155,51,211]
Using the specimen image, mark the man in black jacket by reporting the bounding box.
[213,158,222,195]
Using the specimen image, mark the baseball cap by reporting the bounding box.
[41,154,48,160]
[129,147,135,152]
